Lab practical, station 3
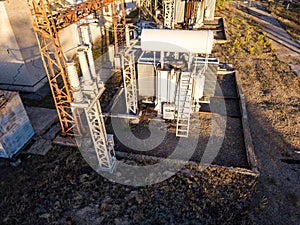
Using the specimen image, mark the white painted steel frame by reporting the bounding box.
[164,0,175,29]
[122,53,138,114]
[84,98,116,172]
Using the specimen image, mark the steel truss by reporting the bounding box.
[30,0,77,136]
[84,97,116,171]
[29,0,125,136]
[121,53,138,114]
[163,0,175,29]
[70,86,117,172]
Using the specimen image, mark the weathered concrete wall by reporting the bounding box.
[0,90,34,158]
[0,1,47,92]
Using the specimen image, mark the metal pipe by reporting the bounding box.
[86,46,97,79]
[125,25,130,47]
[80,24,97,79]
[160,51,164,69]
[81,24,90,46]
[66,61,84,103]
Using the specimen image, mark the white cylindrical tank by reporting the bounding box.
[141,29,214,54]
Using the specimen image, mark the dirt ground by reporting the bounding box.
[214,3,300,224]
[0,3,299,225]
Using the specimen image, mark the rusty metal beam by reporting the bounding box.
[30,0,79,136]
[55,0,114,31]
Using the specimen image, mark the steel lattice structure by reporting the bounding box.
[30,0,76,136]
[163,0,175,29]
[84,95,116,171]
[29,0,125,136]
[122,53,138,114]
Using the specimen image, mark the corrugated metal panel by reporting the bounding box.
[137,63,155,97]
[203,63,218,97]
[0,91,34,158]
[174,0,185,23]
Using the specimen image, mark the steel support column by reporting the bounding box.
[122,53,138,114]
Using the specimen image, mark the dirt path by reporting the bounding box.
[237,1,300,76]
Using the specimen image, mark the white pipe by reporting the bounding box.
[160,51,164,69]
[80,24,97,79]
[77,46,93,85]
[86,46,97,79]
[125,25,130,47]
[66,61,84,103]
[81,24,90,46]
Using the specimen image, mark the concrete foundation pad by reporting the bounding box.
[27,138,52,156]
[25,106,57,136]
[43,123,61,140]
[53,136,77,147]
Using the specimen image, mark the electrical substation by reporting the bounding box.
[0,0,258,174]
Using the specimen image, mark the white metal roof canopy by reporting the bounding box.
[140,29,214,54]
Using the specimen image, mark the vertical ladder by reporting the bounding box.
[176,72,193,137]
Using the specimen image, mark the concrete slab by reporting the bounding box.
[25,106,57,136]
[43,123,61,140]
[27,138,52,156]
[53,136,77,147]
[0,1,47,92]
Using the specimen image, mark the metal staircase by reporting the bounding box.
[176,72,193,137]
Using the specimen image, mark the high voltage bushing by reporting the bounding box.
[66,61,84,103]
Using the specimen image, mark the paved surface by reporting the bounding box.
[237,1,300,76]
[25,106,60,155]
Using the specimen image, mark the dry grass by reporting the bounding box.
[214,5,300,151]
[215,3,300,224]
